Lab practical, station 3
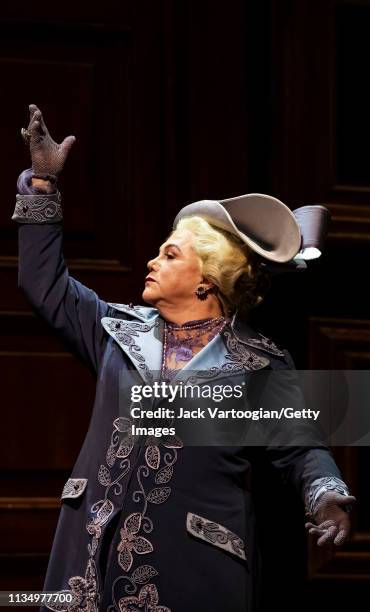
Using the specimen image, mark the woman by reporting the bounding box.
[13,105,355,612]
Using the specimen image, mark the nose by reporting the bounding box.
[147,256,159,272]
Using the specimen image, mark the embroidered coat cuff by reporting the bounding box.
[304,476,351,518]
[12,191,63,223]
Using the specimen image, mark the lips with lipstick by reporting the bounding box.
[145,276,157,283]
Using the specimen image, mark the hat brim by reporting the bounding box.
[173,193,301,263]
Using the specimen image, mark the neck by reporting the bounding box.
[156,298,223,326]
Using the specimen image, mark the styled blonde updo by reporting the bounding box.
[174,215,271,317]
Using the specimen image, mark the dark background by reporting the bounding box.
[1,0,369,609]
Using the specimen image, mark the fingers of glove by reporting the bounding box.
[30,110,47,138]
[27,107,42,133]
[314,519,337,530]
[336,495,356,509]
[28,104,40,122]
[35,110,49,137]
[317,525,339,546]
[305,519,336,537]
[60,135,76,156]
[27,109,50,144]
[305,522,331,532]
[307,527,325,536]
[305,522,316,530]
[333,528,348,546]
[336,514,351,539]
[29,118,43,144]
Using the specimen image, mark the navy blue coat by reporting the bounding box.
[16,221,345,612]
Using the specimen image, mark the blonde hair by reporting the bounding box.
[173,215,270,316]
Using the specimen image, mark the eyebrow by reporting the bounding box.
[159,243,183,254]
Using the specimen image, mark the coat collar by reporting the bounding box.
[101,303,286,384]
[229,310,287,357]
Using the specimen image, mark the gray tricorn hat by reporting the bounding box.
[173,193,330,271]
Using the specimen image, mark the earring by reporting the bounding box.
[195,286,214,301]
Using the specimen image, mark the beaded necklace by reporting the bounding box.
[160,316,227,380]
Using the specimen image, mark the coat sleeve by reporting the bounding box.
[257,349,350,516]
[16,220,111,376]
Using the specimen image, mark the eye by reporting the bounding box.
[165,252,175,259]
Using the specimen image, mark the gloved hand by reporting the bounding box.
[305,491,356,546]
[21,104,76,181]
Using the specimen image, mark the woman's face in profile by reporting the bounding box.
[142,228,203,307]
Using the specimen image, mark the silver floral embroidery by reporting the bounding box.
[239,333,286,357]
[223,329,270,370]
[111,417,135,463]
[12,192,63,223]
[104,319,156,382]
[61,478,88,500]
[117,513,153,572]
[108,433,182,610]
[45,558,98,612]
[50,393,178,612]
[118,583,170,612]
[186,512,247,561]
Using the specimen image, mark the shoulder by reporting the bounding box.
[269,347,296,370]
[229,316,295,370]
[251,338,295,370]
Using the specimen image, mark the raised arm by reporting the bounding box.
[12,105,111,376]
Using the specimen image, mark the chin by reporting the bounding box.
[142,287,157,305]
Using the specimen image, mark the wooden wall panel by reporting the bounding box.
[0,23,133,263]
[267,0,370,606]
[0,311,95,470]
[308,317,370,587]
[164,0,251,217]
[271,0,370,242]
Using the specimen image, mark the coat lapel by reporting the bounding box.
[101,303,164,383]
[101,304,284,385]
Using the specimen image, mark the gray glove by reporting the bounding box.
[305,490,356,546]
[21,104,76,181]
